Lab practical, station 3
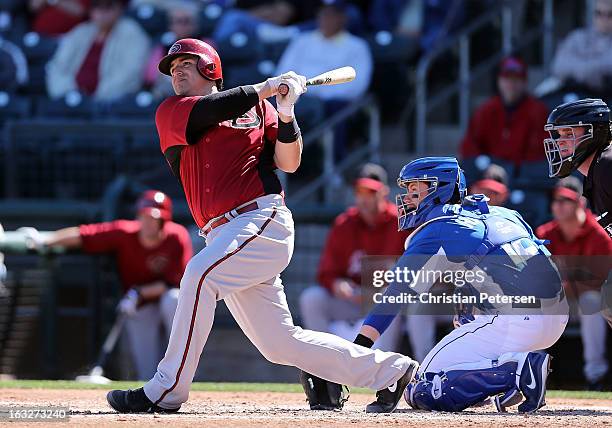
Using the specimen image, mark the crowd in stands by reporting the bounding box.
[0,0,611,385]
[0,0,471,117]
[540,0,612,106]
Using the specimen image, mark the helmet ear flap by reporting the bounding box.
[195,56,204,79]
[195,55,219,81]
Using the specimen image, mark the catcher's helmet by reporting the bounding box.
[158,38,222,82]
[137,190,173,221]
[396,157,467,230]
[544,98,612,178]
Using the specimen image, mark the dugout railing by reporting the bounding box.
[413,0,556,155]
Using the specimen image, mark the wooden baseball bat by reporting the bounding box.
[278,66,356,96]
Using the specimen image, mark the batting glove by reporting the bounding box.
[276,72,306,117]
[117,288,140,316]
[17,227,45,252]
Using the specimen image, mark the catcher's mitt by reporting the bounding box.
[299,370,349,410]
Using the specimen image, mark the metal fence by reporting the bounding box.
[2,120,163,200]
[414,0,555,154]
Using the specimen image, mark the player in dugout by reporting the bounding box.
[22,190,193,380]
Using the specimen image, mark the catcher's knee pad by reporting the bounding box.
[407,361,518,412]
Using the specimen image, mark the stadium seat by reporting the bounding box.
[0,92,30,125]
[198,3,225,37]
[507,188,551,227]
[461,156,515,188]
[515,159,555,190]
[366,32,419,63]
[216,32,263,64]
[127,4,168,37]
[24,62,47,95]
[101,92,160,119]
[35,93,95,119]
[260,39,290,63]
[19,32,58,64]
[223,62,266,89]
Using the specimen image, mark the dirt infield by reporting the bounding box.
[2,388,612,427]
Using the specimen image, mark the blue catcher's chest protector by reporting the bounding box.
[407,195,559,300]
[457,195,542,270]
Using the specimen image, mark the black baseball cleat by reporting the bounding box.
[366,361,419,413]
[106,387,180,414]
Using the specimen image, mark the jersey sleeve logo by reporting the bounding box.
[230,110,261,129]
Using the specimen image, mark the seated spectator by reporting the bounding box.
[468,163,509,206]
[536,177,612,390]
[276,0,372,159]
[46,0,151,102]
[213,0,300,43]
[35,191,193,380]
[0,37,28,92]
[460,56,549,168]
[551,0,612,98]
[369,0,465,52]
[144,0,201,99]
[28,0,90,37]
[299,164,407,351]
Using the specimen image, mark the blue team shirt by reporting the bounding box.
[364,199,564,333]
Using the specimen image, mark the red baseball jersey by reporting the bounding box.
[536,210,612,256]
[79,220,193,294]
[460,95,549,165]
[317,201,410,293]
[536,211,612,297]
[155,95,281,228]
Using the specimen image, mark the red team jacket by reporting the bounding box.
[155,95,281,228]
[317,201,410,294]
[536,211,612,297]
[460,95,549,165]
[80,220,193,294]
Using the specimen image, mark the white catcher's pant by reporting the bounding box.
[418,313,569,377]
[144,194,414,409]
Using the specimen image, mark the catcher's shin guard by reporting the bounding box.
[408,362,518,412]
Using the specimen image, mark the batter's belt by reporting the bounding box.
[199,197,283,236]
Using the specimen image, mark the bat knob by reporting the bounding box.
[278,83,289,96]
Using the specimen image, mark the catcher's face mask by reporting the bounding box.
[396,178,438,230]
[544,124,592,177]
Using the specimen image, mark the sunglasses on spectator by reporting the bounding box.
[595,9,612,18]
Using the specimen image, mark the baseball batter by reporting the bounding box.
[106,38,418,413]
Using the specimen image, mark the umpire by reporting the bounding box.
[544,98,612,236]
[544,98,612,328]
